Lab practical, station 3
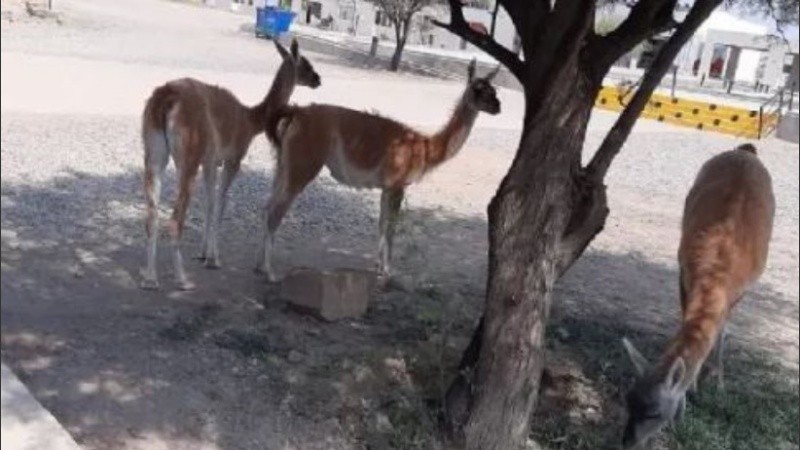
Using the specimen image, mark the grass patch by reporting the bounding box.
[532,315,799,450]
[672,353,799,450]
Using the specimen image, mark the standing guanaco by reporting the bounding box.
[141,40,320,290]
[257,60,501,281]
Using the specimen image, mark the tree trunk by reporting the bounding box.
[446,62,602,450]
[389,19,410,71]
[390,37,406,71]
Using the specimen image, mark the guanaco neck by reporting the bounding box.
[656,283,729,388]
[248,59,296,136]
[429,94,479,166]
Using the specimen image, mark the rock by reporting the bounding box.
[68,265,85,278]
[1,229,20,249]
[374,412,394,433]
[554,326,570,342]
[281,268,376,321]
[287,350,304,363]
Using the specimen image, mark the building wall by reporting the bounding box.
[426,6,516,52]
[734,48,761,83]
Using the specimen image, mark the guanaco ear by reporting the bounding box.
[467,59,476,83]
[274,40,291,61]
[622,337,649,377]
[290,38,299,60]
[486,64,501,81]
[666,357,686,392]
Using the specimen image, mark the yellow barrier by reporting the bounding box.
[595,86,779,139]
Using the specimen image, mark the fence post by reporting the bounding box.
[670,65,678,98]
[758,105,764,139]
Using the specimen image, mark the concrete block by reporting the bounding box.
[2,364,82,450]
[281,268,376,321]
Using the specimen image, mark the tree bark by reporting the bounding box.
[389,19,410,71]
[446,62,601,450]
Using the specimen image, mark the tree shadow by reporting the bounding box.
[1,167,796,449]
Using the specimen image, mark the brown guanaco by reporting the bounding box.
[141,39,320,290]
[256,60,501,281]
[621,143,775,449]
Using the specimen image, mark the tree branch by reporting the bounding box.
[432,0,525,80]
[557,178,609,277]
[498,0,549,60]
[585,0,678,76]
[586,0,723,182]
[523,0,594,107]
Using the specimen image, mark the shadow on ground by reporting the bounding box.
[1,168,796,450]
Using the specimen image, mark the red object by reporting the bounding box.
[710,57,724,77]
[467,21,488,35]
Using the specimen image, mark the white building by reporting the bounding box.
[244,0,798,91]
[600,7,799,91]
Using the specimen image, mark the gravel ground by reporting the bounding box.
[2,1,798,449]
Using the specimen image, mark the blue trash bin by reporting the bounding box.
[256,7,296,39]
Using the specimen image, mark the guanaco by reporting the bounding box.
[141,39,320,290]
[256,60,501,281]
[621,143,775,449]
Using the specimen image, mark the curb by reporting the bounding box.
[1,363,82,450]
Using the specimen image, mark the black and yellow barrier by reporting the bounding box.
[595,86,779,139]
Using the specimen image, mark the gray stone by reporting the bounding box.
[281,268,376,321]
[287,350,304,363]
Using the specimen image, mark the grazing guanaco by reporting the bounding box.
[621,143,775,449]
[141,39,320,290]
[256,60,501,281]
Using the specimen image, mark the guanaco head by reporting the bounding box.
[621,338,688,449]
[274,38,321,89]
[465,59,501,115]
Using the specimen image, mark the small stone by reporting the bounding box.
[69,265,85,278]
[555,327,570,341]
[287,350,304,363]
[1,229,19,249]
[267,355,284,367]
[375,412,394,433]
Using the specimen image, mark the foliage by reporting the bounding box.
[369,0,432,30]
